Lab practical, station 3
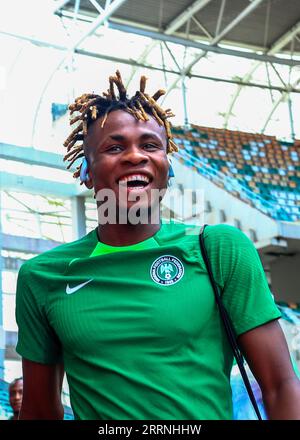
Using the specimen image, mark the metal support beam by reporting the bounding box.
[0,145,87,197]
[269,63,288,89]
[88,0,104,14]
[191,16,212,39]
[31,0,127,146]
[223,61,262,127]
[107,23,299,66]
[259,21,300,134]
[74,0,81,17]
[125,41,157,87]
[164,0,212,35]
[3,13,300,138]
[2,234,61,254]
[215,0,226,37]
[288,96,295,140]
[215,0,265,43]
[163,42,181,71]
[261,76,300,133]
[4,22,299,68]
[71,0,127,50]
[0,143,67,170]
[2,30,300,85]
[265,62,275,103]
[126,0,213,86]
[71,196,86,239]
[182,76,189,127]
[224,18,300,127]
[1,172,80,197]
[160,43,168,87]
[163,0,266,101]
[268,20,300,55]
[53,0,70,14]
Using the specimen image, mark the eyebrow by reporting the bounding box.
[108,132,163,142]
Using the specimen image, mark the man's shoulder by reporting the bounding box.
[205,223,249,240]
[160,222,254,261]
[18,229,97,277]
[204,223,253,249]
[160,222,248,244]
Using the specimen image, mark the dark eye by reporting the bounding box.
[107,145,123,153]
[143,143,159,151]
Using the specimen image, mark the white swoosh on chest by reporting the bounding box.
[66,279,93,295]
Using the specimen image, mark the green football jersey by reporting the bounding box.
[16,223,281,420]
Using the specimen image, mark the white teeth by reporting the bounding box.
[118,174,150,184]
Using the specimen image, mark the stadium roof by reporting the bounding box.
[58,0,300,56]
[2,1,300,141]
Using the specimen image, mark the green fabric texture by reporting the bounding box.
[16,223,280,420]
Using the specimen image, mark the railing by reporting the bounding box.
[177,149,293,221]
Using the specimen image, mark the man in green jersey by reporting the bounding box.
[16,71,300,420]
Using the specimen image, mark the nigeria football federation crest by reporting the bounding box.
[150,255,184,286]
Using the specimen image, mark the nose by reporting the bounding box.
[121,145,148,165]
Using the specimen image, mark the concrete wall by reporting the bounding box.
[270,255,300,302]
[170,158,278,242]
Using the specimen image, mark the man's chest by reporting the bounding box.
[45,251,217,354]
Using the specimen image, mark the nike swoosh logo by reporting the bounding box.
[66,279,93,295]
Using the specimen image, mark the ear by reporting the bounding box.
[80,157,94,189]
[83,172,94,190]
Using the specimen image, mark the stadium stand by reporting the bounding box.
[173,125,300,222]
[0,378,12,420]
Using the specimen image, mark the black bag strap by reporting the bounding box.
[199,224,262,420]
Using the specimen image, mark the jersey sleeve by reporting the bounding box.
[204,224,281,336]
[15,261,63,364]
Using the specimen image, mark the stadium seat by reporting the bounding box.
[174,125,300,221]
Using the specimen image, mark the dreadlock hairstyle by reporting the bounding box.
[63,70,178,181]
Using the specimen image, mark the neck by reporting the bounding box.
[97,221,161,246]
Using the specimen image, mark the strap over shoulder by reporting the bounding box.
[199,224,262,420]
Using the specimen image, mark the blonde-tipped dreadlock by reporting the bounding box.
[63,70,178,180]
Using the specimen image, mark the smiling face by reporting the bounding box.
[84,110,170,216]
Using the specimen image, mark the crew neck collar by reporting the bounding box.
[89,226,162,257]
